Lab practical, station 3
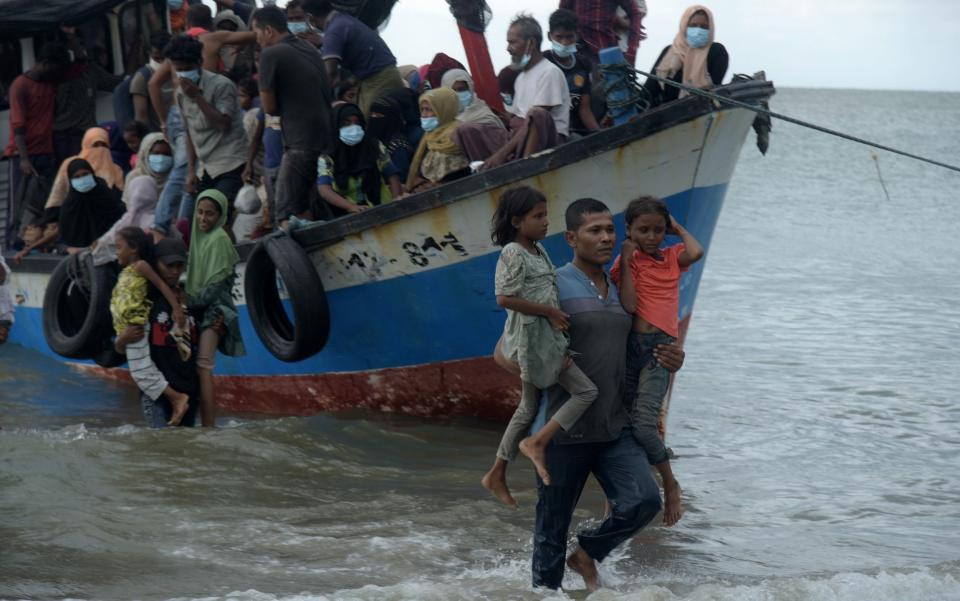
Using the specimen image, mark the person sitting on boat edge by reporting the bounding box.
[15,158,126,263]
[317,103,403,216]
[610,196,705,527]
[494,198,686,592]
[481,14,571,171]
[366,94,417,183]
[442,69,510,164]
[0,254,14,345]
[114,238,204,428]
[404,88,471,194]
[643,5,728,107]
[543,9,602,138]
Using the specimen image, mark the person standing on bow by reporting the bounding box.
[643,5,728,107]
[251,5,334,229]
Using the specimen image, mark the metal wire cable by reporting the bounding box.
[608,63,960,174]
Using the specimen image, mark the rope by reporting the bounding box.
[600,62,649,112]
[612,63,960,174]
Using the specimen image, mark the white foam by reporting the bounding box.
[162,564,960,601]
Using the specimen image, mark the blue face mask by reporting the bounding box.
[420,116,439,132]
[456,90,473,112]
[686,26,710,48]
[71,174,96,193]
[339,124,364,146]
[551,40,577,58]
[148,154,174,174]
[500,93,513,107]
[176,69,201,84]
[288,21,309,34]
[168,0,184,9]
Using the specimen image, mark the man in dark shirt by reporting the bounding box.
[115,239,201,428]
[503,198,684,591]
[252,6,334,228]
[303,0,404,116]
[543,9,601,136]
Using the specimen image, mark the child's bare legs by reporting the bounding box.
[482,339,523,507]
[161,385,190,426]
[520,362,598,485]
[196,327,220,427]
[627,331,684,526]
[481,458,517,509]
[655,459,683,526]
[483,380,539,507]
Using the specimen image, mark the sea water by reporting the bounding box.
[2,88,959,600]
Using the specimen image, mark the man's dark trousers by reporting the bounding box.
[532,429,662,589]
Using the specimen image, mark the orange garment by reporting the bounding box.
[170,5,188,34]
[44,127,125,210]
[610,243,688,337]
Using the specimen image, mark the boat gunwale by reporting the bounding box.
[6,79,774,274]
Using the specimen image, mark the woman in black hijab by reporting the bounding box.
[58,158,126,250]
[367,94,417,182]
[316,103,403,217]
[14,158,125,261]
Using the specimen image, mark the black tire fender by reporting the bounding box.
[42,254,116,359]
[244,233,330,362]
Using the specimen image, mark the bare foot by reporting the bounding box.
[519,437,551,485]
[663,481,684,527]
[481,470,518,509]
[167,392,189,426]
[566,547,600,591]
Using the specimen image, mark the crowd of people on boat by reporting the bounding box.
[2,1,731,590]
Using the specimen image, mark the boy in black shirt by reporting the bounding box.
[543,9,601,137]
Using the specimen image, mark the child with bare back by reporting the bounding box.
[111,226,191,426]
[610,196,704,526]
[481,186,599,508]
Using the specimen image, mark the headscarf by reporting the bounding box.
[368,95,414,153]
[655,5,716,96]
[440,69,505,129]
[331,103,386,206]
[186,189,240,297]
[92,175,159,265]
[406,88,463,190]
[45,127,126,210]
[58,159,126,249]
[214,9,245,31]
[426,53,466,90]
[398,64,418,88]
[123,133,171,205]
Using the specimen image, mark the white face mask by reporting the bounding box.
[148,58,163,71]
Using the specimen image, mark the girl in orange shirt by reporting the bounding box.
[610,196,703,527]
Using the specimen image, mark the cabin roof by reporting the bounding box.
[0,0,126,35]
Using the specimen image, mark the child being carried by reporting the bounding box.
[111,226,191,426]
[610,196,704,526]
[482,186,599,508]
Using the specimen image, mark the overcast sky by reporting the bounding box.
[368,0,959,92]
